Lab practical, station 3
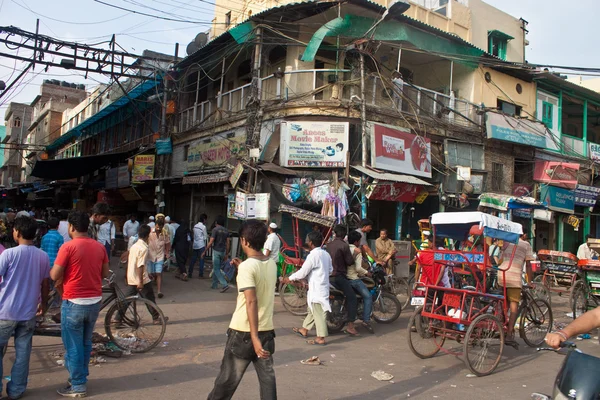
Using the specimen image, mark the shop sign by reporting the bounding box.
[280,121,349,168]
[533,209,553,222]
[590,143,600,161]
[565,215,580,229]
[229,163,244,188]
[574,184,600,207]
[513,184,532,197]
[182,171,230,185]
[234,192,270,220]
[540,184,575,214]
[187,134,246,169]
[105,168,118,189]
[370,122,431,178]
[132,155,155,183]
[366,182,421,202]
[533,160,579,190]
[486,112,554,149]
[117,166,130,188]
[156,138,173,155]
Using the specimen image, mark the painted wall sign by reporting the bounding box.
[534,161,580,190]
[370,122,432,178]
[280,121,349,168]
[187,134,246,169]
[486,112,553,149]
[540,184,575,214]
[132,155,155,183]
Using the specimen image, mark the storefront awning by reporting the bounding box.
[30,152,130,180]
[479,193,546,212]
[352,165,431,186]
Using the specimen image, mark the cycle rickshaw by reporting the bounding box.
[531,250,579,308]
[407,212,553,376]
[572,258,600,318]
[277,204,336,316]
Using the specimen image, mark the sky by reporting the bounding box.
[1,0,599,126]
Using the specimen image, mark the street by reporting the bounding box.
[3,264,599,400]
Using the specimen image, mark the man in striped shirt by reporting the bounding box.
[41,217,64,266]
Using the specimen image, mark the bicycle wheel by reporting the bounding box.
[104,297,166,353]
[407,306,445,359]
[392,277,411,310]
[463,314,504,377]
[568,280,584,311]
[572,283,589,319]
[279,282,308,316]
[530,275,551,306]
[372,292,402,324]
[519,298,552,348]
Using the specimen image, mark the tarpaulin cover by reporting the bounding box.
[478,193,546,212]
[31,152,130,180]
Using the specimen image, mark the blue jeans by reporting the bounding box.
[334,275,357,322]
[189,247,205,277]
[104,242,111,258]
[349,279,372,323]
[0,318,36,399]
[212,250,229,289]
[61,300,101,392]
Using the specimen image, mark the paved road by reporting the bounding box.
[3,267,599,399]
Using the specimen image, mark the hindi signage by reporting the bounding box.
[280,121,349,168]
[370,122,432,178]
[187,134,245,169]
[132,155,155,183]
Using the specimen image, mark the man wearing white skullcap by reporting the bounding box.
[263,222,281,262]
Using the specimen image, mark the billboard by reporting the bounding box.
[132,155,155,183]
[370,122,431,178]
[280,121,349,168]
[533,161,579,190]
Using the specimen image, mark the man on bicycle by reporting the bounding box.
[498,229,533,346]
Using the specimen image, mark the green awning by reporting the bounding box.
[301,14,485,63]
[488,30,514,41]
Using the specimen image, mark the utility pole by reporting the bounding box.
[245,27,263,193]
[359,45,368,219]
[156,43,179,214]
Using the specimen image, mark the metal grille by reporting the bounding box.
[491,162,503,191]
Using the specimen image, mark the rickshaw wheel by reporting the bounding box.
[279,282,309,316]
[519,298,552,348]
[568,280,584,312]
[571,284,598,319]
[407,306,446,359]
[530,276,551,306]
[463,314,504,377]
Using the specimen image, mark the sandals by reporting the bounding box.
[343,329,360,337]
[293,327,308,338]
[306,339,326,346]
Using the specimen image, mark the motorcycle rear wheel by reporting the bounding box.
[326,298,347,333]
[372,292,402,324]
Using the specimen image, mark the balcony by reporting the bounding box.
[178,68,483,132]
[561,135,585,157]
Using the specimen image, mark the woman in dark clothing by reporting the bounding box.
[173,221,191,281]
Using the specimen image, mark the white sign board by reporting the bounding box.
[456,166,471,181]
[280,121,349,168]
[234,192,270,220]
[590,143,600,162]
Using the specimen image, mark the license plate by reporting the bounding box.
[411,297,425,306]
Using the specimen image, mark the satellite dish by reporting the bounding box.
[186,41,200,56]
[194,32,208,47]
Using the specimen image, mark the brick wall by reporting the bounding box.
[484,144,514,194]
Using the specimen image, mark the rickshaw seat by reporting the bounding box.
[281,255,304,268]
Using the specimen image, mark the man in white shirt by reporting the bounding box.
[147,215,155,229]
[122,215,140,241]
[166,216,180,245]
[283,231,333,345]
[97,219,116,259]
[57,210,71,243]
[189,214,208,278]
[577,235,599,260]
[263,222,281,262]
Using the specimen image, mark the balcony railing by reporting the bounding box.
[178,69,483,132]
[562,135,585,157]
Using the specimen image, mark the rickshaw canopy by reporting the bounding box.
[431,211,523,244]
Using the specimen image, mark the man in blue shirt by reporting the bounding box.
[0,216,51,400]
[41,217,64,266]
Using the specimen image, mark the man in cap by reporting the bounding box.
[147,215,156,229]
[263,222,281,263]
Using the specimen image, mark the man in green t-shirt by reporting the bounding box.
[207,220,277,400]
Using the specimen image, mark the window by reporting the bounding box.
[542,101,554,129]
[13,117,21,128]
[491,162,503,191]
[183,145,189,162]
[445,140,485,170]
[497,99,522,117]
[488,30,513,60]
[225,12,231,28]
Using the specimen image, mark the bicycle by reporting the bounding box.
[37,271,167,353]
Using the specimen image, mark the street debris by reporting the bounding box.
[300,356,324,366]
[56,360,65,366]
[371,370,394,381]
[578,334,591,340]
[466,374,476,378]
[388,363,395,366]
[450,385,457,388]
[161,341,169,347]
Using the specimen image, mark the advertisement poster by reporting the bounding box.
[540,184,575,214]
[590,143,600,162]
[234,192,270,220]
[187,134,246,169]
[533,161,579,190]
[370,122,432,178]
[280,121,349,168]
[234,192,246,219]
[132,155,155,183]
[227,194,238,219]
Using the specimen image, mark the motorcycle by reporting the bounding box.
[327,263,402,333]
[531,341,600,400]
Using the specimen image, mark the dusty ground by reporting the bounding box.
[3,265,599,400]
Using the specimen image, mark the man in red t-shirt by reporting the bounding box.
[50,210,109,398]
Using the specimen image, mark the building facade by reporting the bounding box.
[2,102,33,187]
